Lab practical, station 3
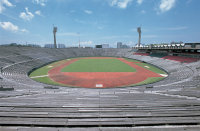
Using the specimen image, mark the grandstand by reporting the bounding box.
[133,43,200,63]
[0,46,200,130]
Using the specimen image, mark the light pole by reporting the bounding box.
[137,27,141,47]
[53,26,57,48]
[78,32,80,48]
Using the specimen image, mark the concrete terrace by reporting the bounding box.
[0,46,200,130]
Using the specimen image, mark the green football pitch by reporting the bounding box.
[61,58,136,72]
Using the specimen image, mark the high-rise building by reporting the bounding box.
[102,44,109,48]
[121,44,130,48]
[117,42,130,48]
[57,44,66,48]
[44,44,54,48]
[117,42,122,48]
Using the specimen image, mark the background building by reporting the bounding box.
[57,44,66,48]
[102,44,109,48]
[44,44,54,48]
[95,45,102,48]
[95,44,109,48]
[45,44,66,48]
[117,42,122,48]
[117,42,130,48]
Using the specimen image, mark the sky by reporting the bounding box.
[0,0,200,47]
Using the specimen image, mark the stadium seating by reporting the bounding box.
[0,46,200,129]
[149,53,168,58]
[133,51,199,63]
[0,46,199,91]
[133,52,150,56]
[163,55,200,63]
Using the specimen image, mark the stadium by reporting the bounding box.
[0,45,200,130]
[29,57,167,88]
[1,0,200,130]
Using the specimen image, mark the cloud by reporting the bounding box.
[0,21,18,32]
[159,0,176,13]
[0,0,14,13]
[84,10,93,14]
[0,21,28,33]
[32,0,47,6]
[35,10,41,16]
[110,0,133,9]
[19,7,34,21]
[137,0,143,5]
[80,40,93,45]
[20,28,29,33]
[58,32,79,37]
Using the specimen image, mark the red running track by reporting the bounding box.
[48,57,163,88]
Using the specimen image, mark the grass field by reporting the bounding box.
[29,59,68,77]
[29,60,68,86]
[61,58,136,72]
[134,62,166,74]
[129,77,164,87]
[29,57,167,88]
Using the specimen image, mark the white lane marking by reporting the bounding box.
[30,75,48,78]
[160,74,168,77]
[96,84,103,87]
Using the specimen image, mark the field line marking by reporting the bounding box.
[47,66,53,68]
[96,84,103,87]
[160,74,168,77]
[30,75,48,78]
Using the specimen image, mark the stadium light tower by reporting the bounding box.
[53,26,57,48]
[137,27,141,47]
[78,32,80,48]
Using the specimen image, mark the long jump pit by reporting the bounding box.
[48,57,164,88]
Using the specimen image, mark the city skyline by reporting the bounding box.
[0,0,200,47]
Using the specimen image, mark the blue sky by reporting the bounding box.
[0,0,200,47]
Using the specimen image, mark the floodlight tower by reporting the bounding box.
[137,27,141,47]
[78,32,80,48]
[53,26,57,48]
